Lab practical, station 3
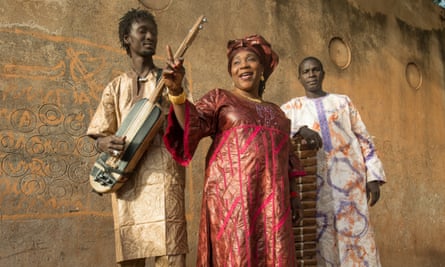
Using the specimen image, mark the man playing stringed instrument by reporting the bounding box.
[87,9,188,267]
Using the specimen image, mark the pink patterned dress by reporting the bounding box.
[164,88,304,267]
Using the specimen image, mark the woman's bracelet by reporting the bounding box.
[168,89,186,105]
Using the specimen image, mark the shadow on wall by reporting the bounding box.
[425,248,445,267]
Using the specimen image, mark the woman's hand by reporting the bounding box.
[162,45,185,95]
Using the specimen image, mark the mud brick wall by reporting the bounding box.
[0,1,444,266]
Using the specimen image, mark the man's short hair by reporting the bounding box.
[118,8,157,55]
[298,56,324,74]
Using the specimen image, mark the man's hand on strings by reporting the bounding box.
[96,135,126,157]
[163,45,185,95]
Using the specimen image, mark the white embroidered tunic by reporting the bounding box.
[281,93,386,267]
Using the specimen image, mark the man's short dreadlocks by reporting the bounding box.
[118,8,157,55]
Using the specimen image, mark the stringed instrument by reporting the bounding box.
[90,15,207,194]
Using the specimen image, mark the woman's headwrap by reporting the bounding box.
[227,34,279,82]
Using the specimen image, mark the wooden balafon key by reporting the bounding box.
[291,134,319,267]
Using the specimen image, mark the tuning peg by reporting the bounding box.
[199,17,207,30]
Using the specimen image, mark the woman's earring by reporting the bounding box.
[260,74,265,82]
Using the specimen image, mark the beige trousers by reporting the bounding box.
[118,254,186,267]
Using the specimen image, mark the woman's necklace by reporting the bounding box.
[233,91,263,103]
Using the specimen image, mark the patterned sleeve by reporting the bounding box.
[86,80,119,139]
[163,89,220,166]
[347,96,386,183]
[281,99,307,137]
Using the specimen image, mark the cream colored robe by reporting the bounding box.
[87,69,188,262]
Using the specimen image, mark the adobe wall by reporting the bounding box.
[0,0,443,266]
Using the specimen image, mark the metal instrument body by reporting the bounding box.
[90,102,163,194]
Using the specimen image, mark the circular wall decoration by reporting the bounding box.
[138,0,172,12]
[10,108,37,133]
[405,62,422,90]
[328,37,351,69]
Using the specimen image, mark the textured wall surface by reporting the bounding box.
[0,0,444,266]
